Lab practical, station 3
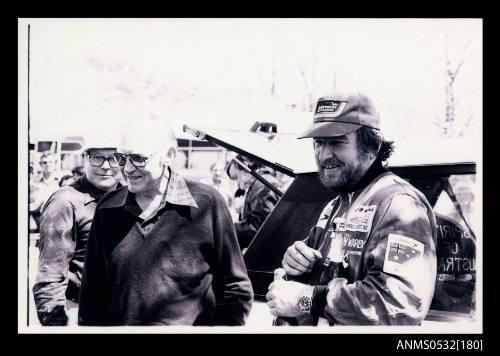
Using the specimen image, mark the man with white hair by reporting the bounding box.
[33,132,121,325]
[78,116,253,326]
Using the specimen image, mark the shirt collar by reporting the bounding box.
[40,173,59,184]
[160,168,198,209]
[99,168,198,210]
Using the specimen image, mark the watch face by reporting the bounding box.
[298,295,312,313]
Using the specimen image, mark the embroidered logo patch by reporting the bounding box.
[315,100,348,118]
[383,234,424,277]
[345,205,377,233]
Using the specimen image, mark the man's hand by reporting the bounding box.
[282,241,322,276]
[266,277,314,317]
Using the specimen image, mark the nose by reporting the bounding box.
[101,158,112,169]
[318,144,334,163]
[123,157,136,173]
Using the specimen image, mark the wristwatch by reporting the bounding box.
[297,287,314,314]
[297,295,312,313]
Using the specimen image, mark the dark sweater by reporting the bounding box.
[78,175,253,326]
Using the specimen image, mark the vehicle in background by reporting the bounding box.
[184,123,479,325]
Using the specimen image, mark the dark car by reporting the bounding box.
[184,124,478,326]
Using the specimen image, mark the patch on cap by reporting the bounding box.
[315,100,347,118]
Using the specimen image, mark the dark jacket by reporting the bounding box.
[33,175,111,326]
[293,162,437,325]
[234,171,280,249]
[78,171,253,326]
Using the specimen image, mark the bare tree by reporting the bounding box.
[296,47,318,112]
[441,32,471,137]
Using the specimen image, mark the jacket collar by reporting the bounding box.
[336,159,389,195]
[99,169,198,210]
[72,174,112,204]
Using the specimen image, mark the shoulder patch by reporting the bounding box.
[383,233,424,277]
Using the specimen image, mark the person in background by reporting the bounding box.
[201,161,237,220]
[72,166,85,181]
[29,152,61,232]
[29,165,40,233]
[33,133,121,326]
[227,155,280,251]
[78,115,253,326]
[266,88,437,326]
[59,174,75,187]
[38,151,60,186]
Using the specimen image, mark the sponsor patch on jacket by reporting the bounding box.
[383,234,424,277]
[345,205,377,232]
[316,199,337,230]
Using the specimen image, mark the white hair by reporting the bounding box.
[118,114,178,158]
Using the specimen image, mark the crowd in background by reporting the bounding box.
[29,153,86,233]
[29,149,292,236]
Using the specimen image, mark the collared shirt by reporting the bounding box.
[30,173,61,214]
[39,172,60,185]
[78,169,253,326]
[33,175,115,326]
[119,169,198,220]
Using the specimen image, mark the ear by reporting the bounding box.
[367,152,376,162]
[167,147,177,159]
[161,147,177,168]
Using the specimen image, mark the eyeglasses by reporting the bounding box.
[113,153,152,168]
[88,155,119,168]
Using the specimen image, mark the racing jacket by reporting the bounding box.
[234,170,280,249]
[32,175,114,326]
[295,161,437,325]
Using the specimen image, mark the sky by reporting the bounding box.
[19,18,482,144]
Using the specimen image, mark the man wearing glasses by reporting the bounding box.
[33,135,121,326]
[78,116,253,326]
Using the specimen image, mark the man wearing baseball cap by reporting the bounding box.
[33,130,122,326]
[266,89,438,325]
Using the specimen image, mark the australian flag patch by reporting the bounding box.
[383,234,424,277]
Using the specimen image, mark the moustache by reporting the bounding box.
[318,160,340,168]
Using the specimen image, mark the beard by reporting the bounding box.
[318,166,349,191]
[317,163,368,192]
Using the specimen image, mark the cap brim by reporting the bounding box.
[297,121,362,139]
